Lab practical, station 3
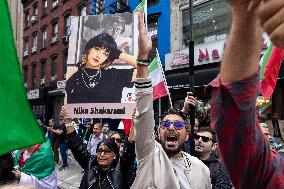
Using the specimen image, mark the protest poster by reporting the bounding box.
[65,13,138,118]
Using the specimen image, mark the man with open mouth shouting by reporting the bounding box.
[130,8,211,189]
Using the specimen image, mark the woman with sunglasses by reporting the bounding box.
[64,120,135,189]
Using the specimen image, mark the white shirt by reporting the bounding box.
[171,157,192,189]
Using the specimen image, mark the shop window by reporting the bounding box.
[182,0,231,47]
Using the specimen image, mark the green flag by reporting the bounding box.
[0,0,45,155]
[133,0,146,13]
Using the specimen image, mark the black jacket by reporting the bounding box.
[66,131,135,189]
[202,153,233,189]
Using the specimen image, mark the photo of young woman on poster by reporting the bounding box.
[65,32,136,104]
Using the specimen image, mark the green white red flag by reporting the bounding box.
[148,50,170,101]
[260,44,284,99]
[0,0,45,155]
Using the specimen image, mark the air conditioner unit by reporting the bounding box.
[32,46,37,53]
[51,75,57,81]
[24,50,28,56]
[52,0,58,8]
[40,78,45,85]
[62,35,69,43]
[51,35,57,43]
[31,15,37,23]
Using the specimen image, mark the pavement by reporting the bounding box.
[57,150,83,189]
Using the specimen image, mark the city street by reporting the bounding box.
[57,150,83,189]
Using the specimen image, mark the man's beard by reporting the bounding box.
[160,139,183,157]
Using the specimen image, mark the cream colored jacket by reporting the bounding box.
[131,78,211,189]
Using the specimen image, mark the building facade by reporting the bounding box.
[8,0,24,62]
[166,0,231,107]
[21,0,89,124]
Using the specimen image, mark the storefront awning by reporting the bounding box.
[166,67,220,89]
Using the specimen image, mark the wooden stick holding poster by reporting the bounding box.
[65,13,138,119]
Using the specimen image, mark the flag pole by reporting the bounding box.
[188,0,196,156]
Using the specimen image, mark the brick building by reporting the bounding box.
[21,0,89,124]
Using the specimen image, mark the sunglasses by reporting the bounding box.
[194,134,212,143]
[111,137,122,143]
[159,120,187,130]
[96,148,113,155]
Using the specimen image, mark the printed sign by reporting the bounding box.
[66,13,138,118]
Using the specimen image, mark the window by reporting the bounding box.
[33,4,38,16]
[51,21,58,43]
[79,3,87,16]
[63,51,68,77]
[64,14,71,36]
[51,56,57,78]
[32,64,36,88]
[23,39,29,56]
[182,0,231,47]
[32,33,38,52]
[40,59,46,79]
[147,14,159,60]
[24,11,29,28]
[23,65,28,83]
[148,0,159,7]
[41,28,47,48]
[42,0,47,15]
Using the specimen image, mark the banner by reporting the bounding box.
[65,13,138,118]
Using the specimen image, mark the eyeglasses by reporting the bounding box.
[194,134,212,143]
[96,148,113,155]
[159,120,187,130]
[111,137,122,143]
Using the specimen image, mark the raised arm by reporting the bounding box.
[133,8,153,160]
[220,0,262,82]
[210,0,284,188]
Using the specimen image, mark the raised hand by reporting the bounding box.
[181,92,198,114]
[137,8,152,60]
[259,0,284,48]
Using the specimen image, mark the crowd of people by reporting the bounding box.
[1,0,284,188]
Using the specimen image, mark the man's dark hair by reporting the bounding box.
[84,33,118,68]
[0,153,15,184]
[161,108,188,122]
[197,127,217,143]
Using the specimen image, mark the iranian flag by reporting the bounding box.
[148,51,169,100]
[260,43,284,99]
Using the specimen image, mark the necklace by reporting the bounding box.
[81,68,101,88]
